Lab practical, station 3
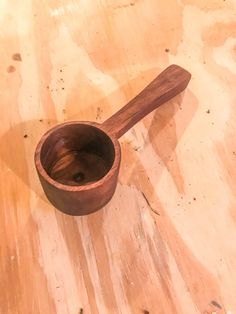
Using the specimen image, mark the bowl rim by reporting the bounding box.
[34,121,121,192]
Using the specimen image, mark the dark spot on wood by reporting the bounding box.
[60,69,62,72]
[143,310,149,314]
[73,172,85,183]
[130,2,135,5]
[79,308,83,314]
[165,48,170,52]
[193,197,196,201]
[46,86,49,89]
[24,134,28,138]
[96,107,103,120]
[56,286,60,288]
[7,65,16,73]
[62,109,66,114]
[62,87,65,90]
[39,119,43,122]
[12,53,22,61]
[188,201,191,204]
[211,300,222,309]
[206,109,210,114]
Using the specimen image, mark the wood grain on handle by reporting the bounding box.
[102,64,191,138]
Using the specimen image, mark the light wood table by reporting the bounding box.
[1,1,236,313]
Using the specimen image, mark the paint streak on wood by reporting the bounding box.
[0,0,236,313]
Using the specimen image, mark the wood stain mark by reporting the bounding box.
[12,53,22,61]
[114,2,136,9]
[7,65,16,73]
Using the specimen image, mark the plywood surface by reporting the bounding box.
[1,1,236,313]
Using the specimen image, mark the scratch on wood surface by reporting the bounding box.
[211,300,222,309]
[141,192,160,216]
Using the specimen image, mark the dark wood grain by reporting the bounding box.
[35,64,191,215]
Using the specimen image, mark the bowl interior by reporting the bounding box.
[40,123,115,186]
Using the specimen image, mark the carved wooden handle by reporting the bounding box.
[102,64,191,138]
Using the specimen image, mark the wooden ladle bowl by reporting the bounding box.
[35,65,191,215]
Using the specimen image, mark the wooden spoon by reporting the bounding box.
[34,64,191,215]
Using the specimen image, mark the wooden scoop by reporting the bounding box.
[35,64,191,215]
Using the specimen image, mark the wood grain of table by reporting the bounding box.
[1,1,236,313]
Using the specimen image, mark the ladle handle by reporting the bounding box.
[102,64,191,139]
